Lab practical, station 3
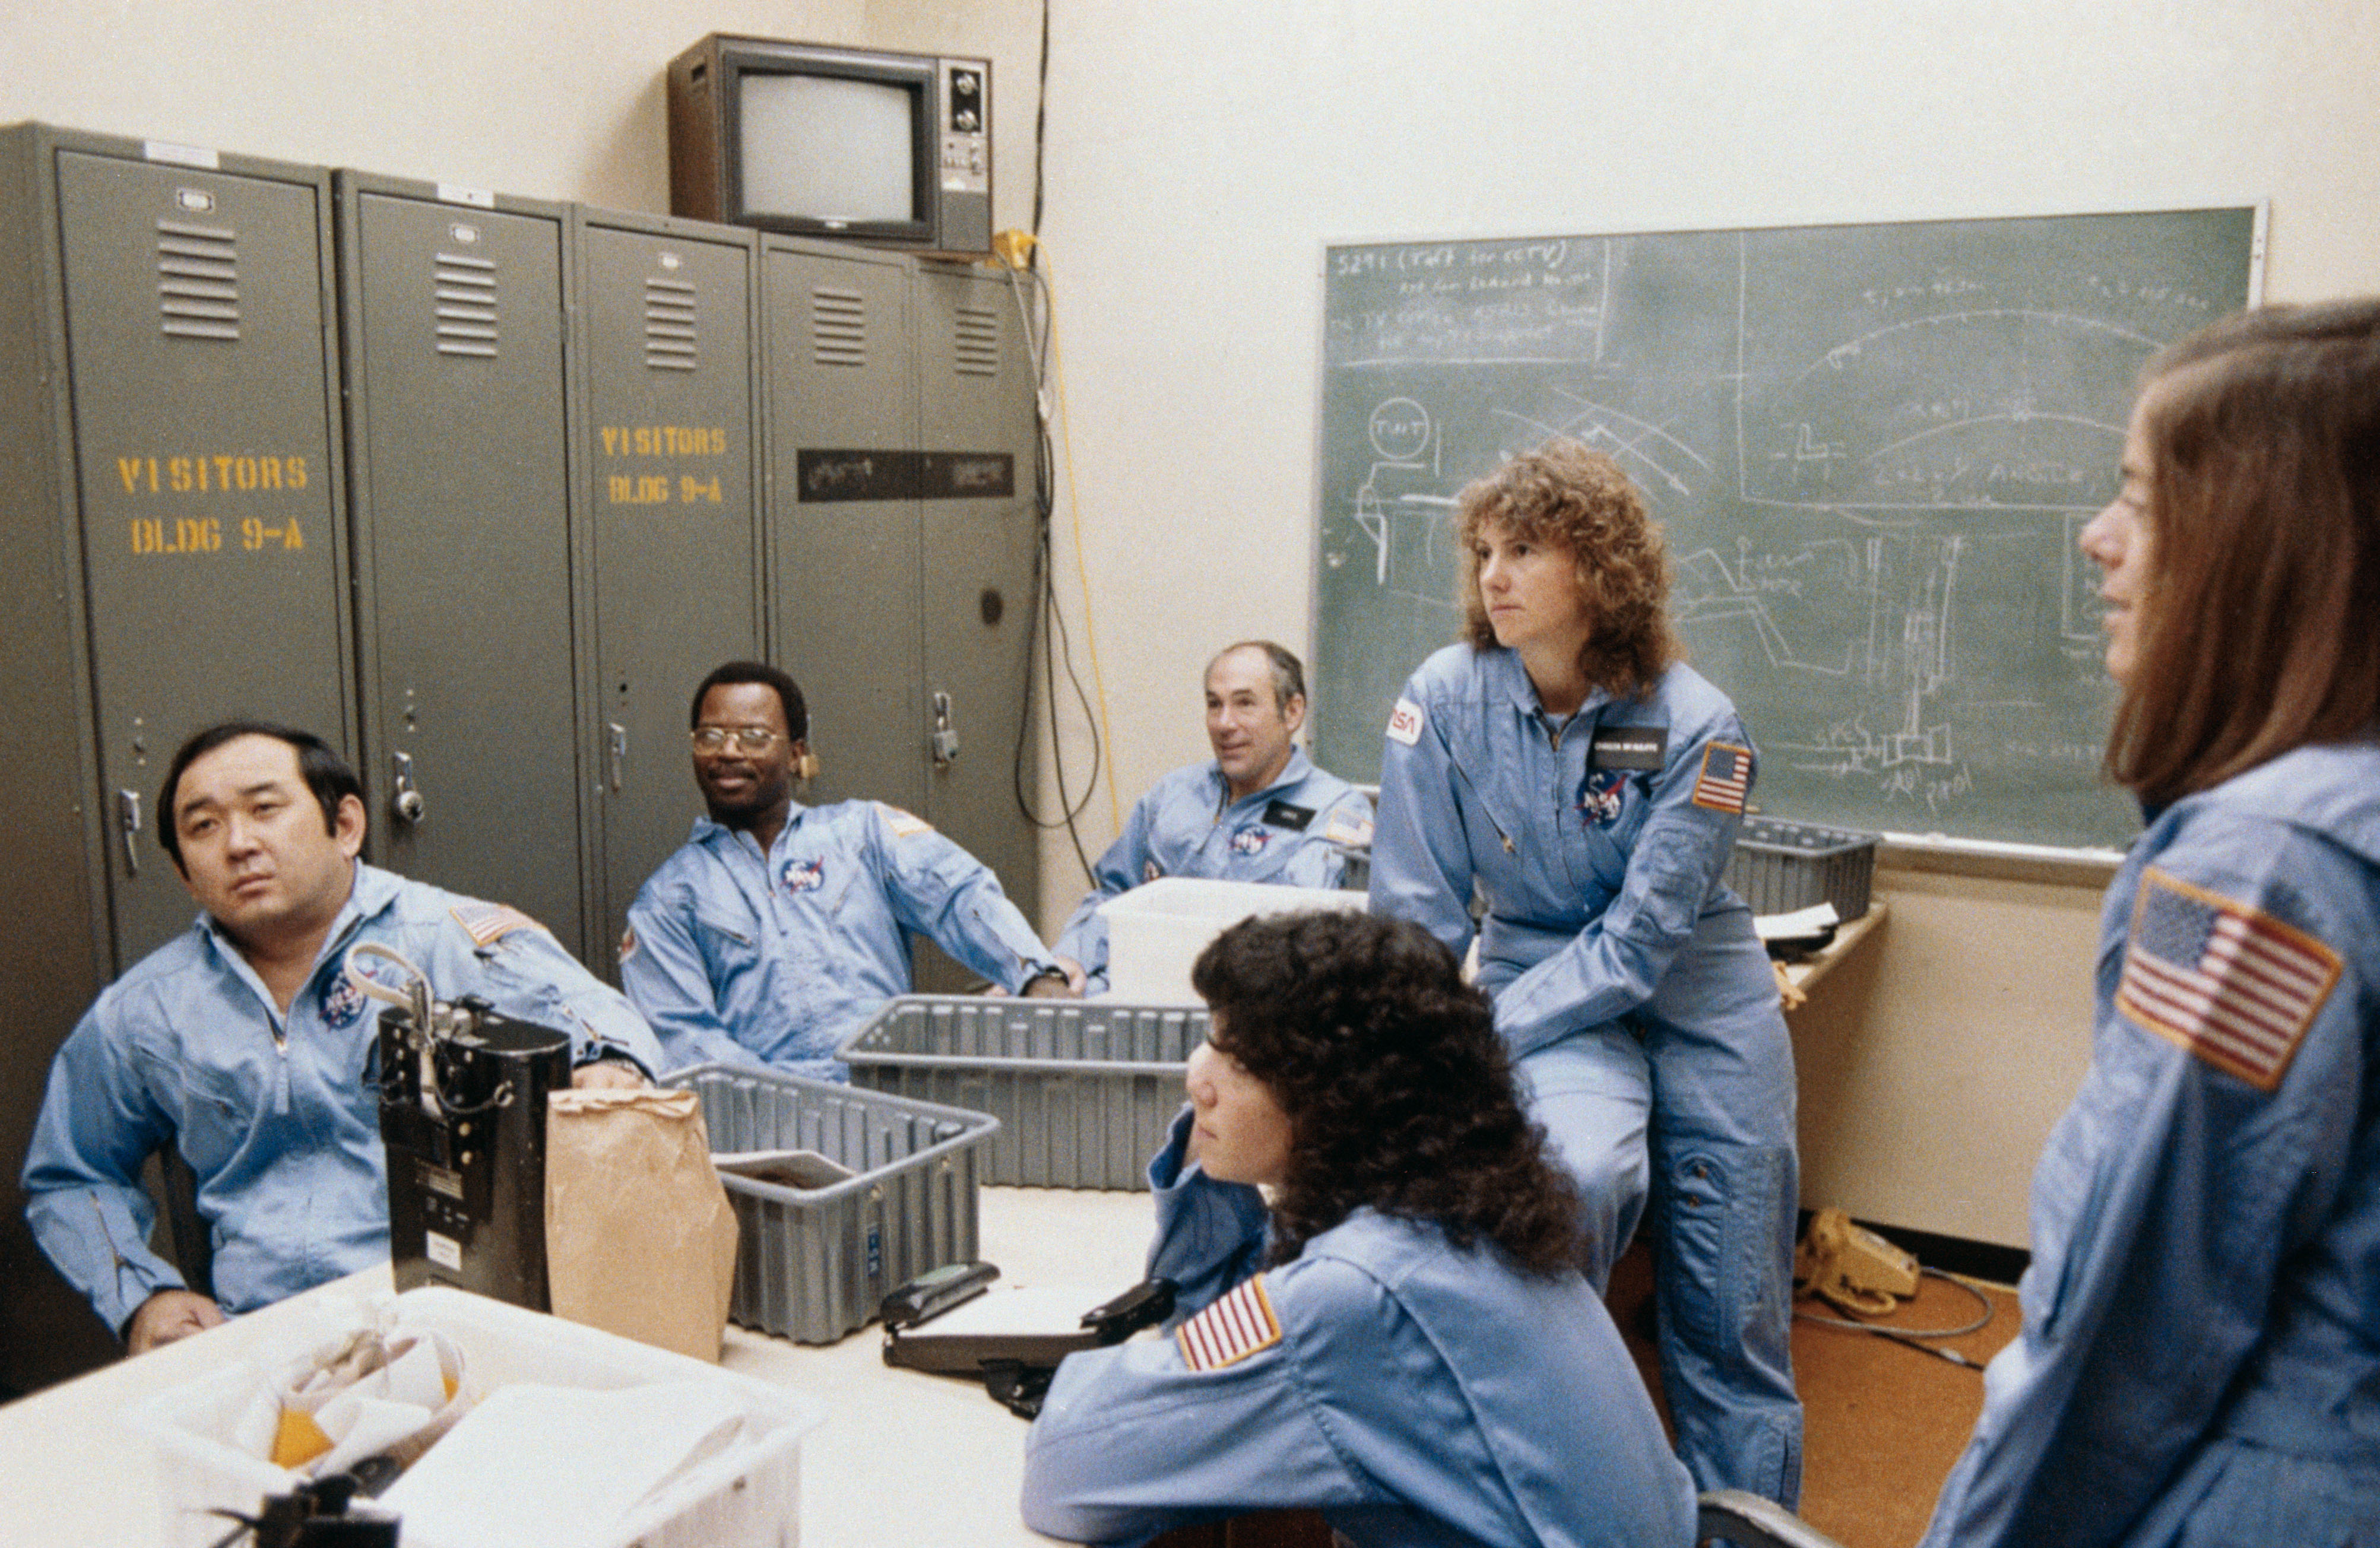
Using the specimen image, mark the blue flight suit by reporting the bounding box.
[620,800,1062,1080]
[1022,1110,1698,1547]
[1370,642,1801,1506]
[1054,748,1374,992]
[1921,741,2380,1548]
[21,863,662,1336]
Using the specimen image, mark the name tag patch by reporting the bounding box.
[1590,725,1666,772]
[1262,799,1315,832]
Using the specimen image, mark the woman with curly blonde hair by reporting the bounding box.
[1370,436,1802,1508]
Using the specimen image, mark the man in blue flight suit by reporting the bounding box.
[1053,641,1374,993]
[21,722,661,1355]
[621,661,1072,1079]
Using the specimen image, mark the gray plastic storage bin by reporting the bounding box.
[664,1064,997,1344]
[835,996,1208,1191]
[1726,817,1879,921]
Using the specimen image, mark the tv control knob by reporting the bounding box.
[953,72,979,96]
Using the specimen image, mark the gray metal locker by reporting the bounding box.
[339,174,591,957]
[761,237,924,817]
[575,207,762,976]
[914,262,1039,911]
[0,125,351,1392]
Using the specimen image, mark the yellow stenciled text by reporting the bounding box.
[114,452,310,496]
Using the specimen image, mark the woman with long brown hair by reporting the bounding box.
[1923,300,2380,1546]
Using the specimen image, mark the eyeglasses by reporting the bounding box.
[690,727,787,754]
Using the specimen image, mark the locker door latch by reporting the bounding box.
[930,692,961,768]
[118,789,141,875]
[390,751,426,824]
[607,722,629,793]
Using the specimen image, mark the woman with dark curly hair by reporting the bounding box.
[1369,437,1801,1508]
[1021,910,1696,1548]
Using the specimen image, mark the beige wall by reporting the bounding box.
[9,0,2378,1249]
[1791,862,2107,1245]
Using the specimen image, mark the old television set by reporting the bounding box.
[667,34,991,257]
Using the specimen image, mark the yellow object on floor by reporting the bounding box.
[1795,1207,1920,1317]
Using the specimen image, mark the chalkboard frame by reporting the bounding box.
[1305,203,2267,862]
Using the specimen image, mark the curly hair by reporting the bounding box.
[1189,911,1586,1277]
[1454,437,1678,699]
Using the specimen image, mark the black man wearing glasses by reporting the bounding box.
[621,660,1073,1078]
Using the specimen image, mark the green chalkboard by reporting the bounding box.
[1313,208,2259,852]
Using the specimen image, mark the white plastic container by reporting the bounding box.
[1098,877,1367,1004]
[128,1285,823,1548]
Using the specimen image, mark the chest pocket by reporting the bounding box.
[130,1035,269,1176]
[692,911,758,976]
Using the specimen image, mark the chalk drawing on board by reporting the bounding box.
[1742,307,2143,512]
[1316,210,2258,849]
[1346,396,1463,607]
[1495,386,1710,503]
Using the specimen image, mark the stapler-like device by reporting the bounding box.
[345,943,571,1311]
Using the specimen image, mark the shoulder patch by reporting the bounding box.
[879,804,934,838]
[1690,741,1753,814]
[1386,697,1424,747]
[2116,867,2342,1092]
[1323,810,1375,848]
[450,900,544,946]
[1177,1275,1282,1372]
[617,924,638,963]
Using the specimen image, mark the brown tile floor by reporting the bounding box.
[1151,1238,2023,1548]
[1609,1238,2024,1548]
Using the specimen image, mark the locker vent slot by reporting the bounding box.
[433,250,498,359]
[156,219,240,341]
[953,303,1000,378]
[810,285,866,367]
[644,276,698,372]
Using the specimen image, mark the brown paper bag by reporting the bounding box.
[544,1087,739,1361]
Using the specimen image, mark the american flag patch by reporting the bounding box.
[2115,868,2341,1092]
[1177,1276,1282,1372]
[881,804,933,838]
[1690,742,1752,814]
[1324,811,1375,848]
[450,900,543,946]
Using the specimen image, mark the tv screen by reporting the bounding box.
[739,72,920,226]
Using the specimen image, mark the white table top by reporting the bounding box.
[2,1187,1158,1548]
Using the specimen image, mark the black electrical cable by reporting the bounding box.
[999,257,1103,883]
[1031,0,1049,242]
[1793,1267,1996,1369]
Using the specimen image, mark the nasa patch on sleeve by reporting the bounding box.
[1386,697,1424,747]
